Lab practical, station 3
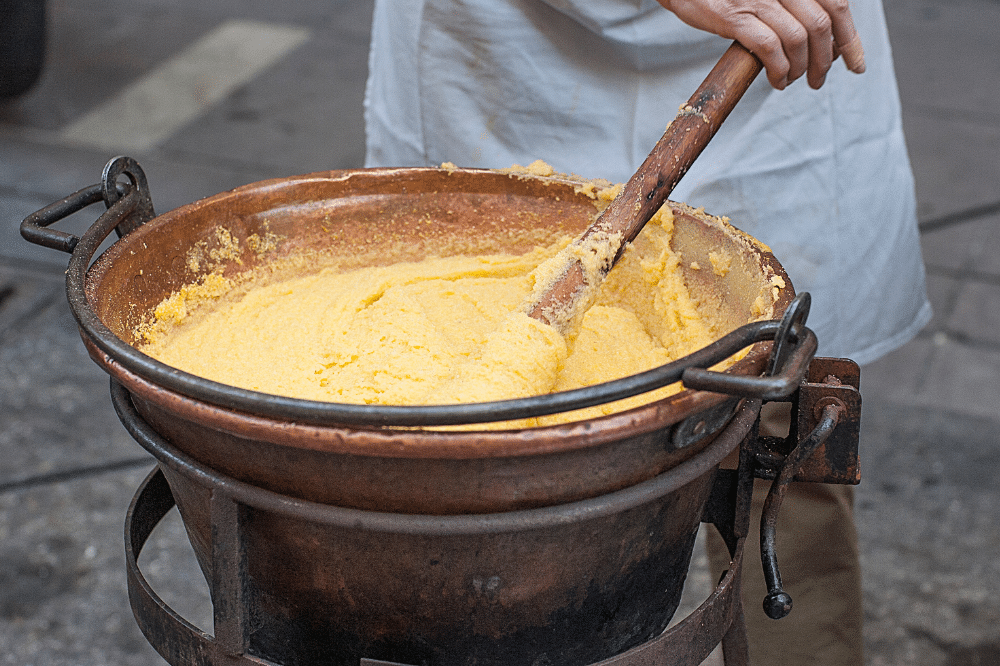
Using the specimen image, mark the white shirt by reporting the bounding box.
[363,0,931,364]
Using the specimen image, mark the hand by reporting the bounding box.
[657,0,866,90]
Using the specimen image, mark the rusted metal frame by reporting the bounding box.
[750,359,861,485]
[734,356,861,621]
[697,354,860,628]
[115,381,758,666]
[699,400,761,558]
[697,344,864,626]
[792,358,862,484]
[124,468,278,666]
[700,468,742,555]
[124,464,751,666]
[719,596,750,666]
[126,467,753,666]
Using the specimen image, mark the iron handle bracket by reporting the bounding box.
[790,358,862,484]
[752,357,862,485]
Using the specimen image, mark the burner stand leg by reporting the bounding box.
[125,466,278,666]
[720,593,750,666]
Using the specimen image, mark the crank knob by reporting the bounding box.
[763,590,793,619]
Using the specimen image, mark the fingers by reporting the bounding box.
[726,14,796,89]
[658,0,866,90]
[826,0,866,74]
[835,34,866,73]
[780,0,836,88]
[739,0,863,89]
[727,3,815,89]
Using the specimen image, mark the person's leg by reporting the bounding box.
[705,404,864,665]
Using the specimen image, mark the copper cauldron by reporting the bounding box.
[22,156,809,666]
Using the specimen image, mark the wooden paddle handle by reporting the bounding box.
[527,42,762,329]
[587,41,762,247]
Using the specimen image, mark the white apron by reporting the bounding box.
[363,0,931,364]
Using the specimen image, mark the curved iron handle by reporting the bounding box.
[20,183,109,253]
[758,400,844,619]
[20,156,155,253]
[682,293,816,400]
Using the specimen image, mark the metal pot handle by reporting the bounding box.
[20,156,155,254]
[681,293,816,400]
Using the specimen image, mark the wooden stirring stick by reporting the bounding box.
[526,42,763,334]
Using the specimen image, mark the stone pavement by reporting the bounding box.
[0,0,997,664]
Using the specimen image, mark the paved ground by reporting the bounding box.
[0,0,997,664]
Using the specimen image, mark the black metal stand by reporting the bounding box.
[126,466,751,666]
[118,356,862,666]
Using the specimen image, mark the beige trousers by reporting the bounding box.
[704,404,864,665]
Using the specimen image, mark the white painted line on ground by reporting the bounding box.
[60,19,311,153]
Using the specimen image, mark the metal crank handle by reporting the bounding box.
[20,156,155,254]
[758,401,844,619]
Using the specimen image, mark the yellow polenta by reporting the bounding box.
[140,204,728,426]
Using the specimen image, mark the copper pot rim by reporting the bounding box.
[77,166,792,455]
